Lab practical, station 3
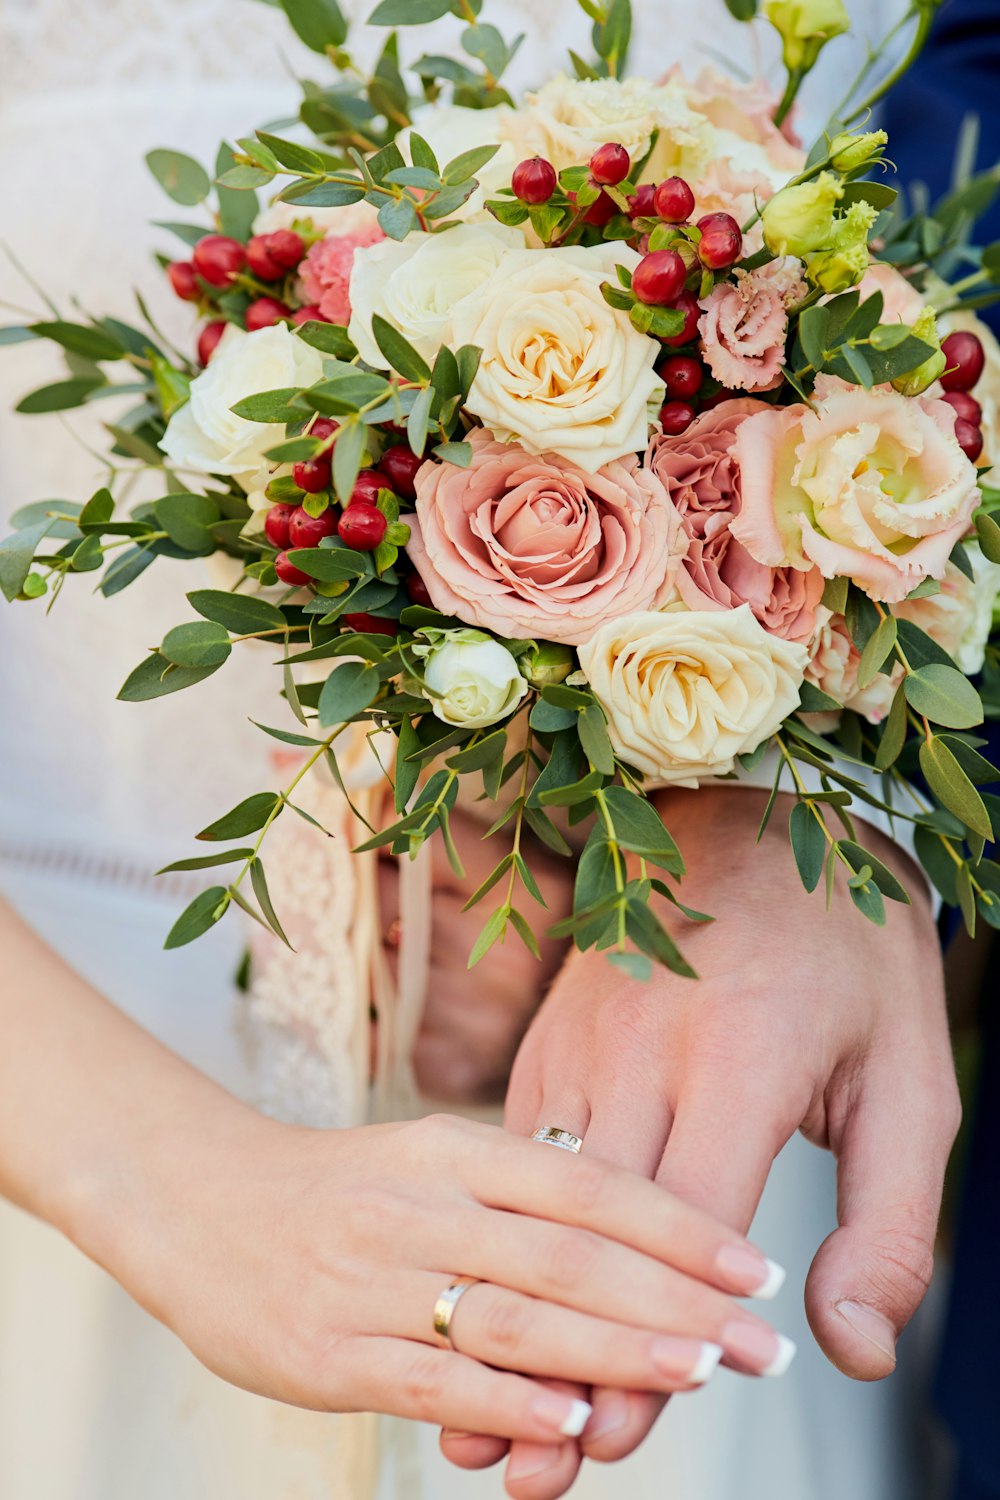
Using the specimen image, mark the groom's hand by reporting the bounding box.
[495,785,958,1486]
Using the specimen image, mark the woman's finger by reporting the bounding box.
[455,1118,784,1300]
[397,1273,723,1391]
[505,1437,583,1500]
[580,1389,666,1465]
[341,1336,593,1442]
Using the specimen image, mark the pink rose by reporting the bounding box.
[299,224,384,325]
[805,611,902,726]
[645,399,823,643]
[406,430,687,646]
[732,376,982,604]
[698,266,794,393]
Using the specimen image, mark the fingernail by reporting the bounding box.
[531,1391,592,1437]
[651,1336,724,1386]
[715,1246,787,1300]
[583,1390,629,1442]
[507,1443,564,1481]
[835,1300,897,1363]
[721,1321,797,1377]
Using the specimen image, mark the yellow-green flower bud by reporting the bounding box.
[891,308,948,395]
[803,200,877,293]
[764,0,850,72]
[523,642,576,689]
[828,129,888,174]
[761,171,842,257]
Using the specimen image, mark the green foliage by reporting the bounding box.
[146,149,211,206]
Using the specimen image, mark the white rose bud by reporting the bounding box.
[419,629,529,729]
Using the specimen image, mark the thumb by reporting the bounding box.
[805,1052,961,1380]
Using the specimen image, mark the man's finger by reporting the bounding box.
[805,1050,961,1379]
[581,1073,673,1177]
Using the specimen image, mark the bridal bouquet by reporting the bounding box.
[5,0,1000,976]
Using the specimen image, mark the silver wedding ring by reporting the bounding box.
[432,1276,480,1350]
[530,1125,584,1154]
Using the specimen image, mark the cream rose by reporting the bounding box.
[159,324,324,480]
[450,243,664,472]
[416,629,528,729]
[578,604,808,786]
[253,198,379,238]
[399,106,519,224]
[731,375,981,603]
[347,222,522,369]
[896,544,1000,676]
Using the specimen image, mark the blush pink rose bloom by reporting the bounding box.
[731,375,981,604]
[406,430,688,646]
[299,224,384,325]
[804,610,902,727]
[698,267,794,393]
[645,399,823,643]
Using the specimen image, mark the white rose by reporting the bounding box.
[450,242,664,472]
[348,223,523,369]
[419,630,528,729]
[399,106,519,224]
[896,544,1000,676]
[501,74,711,179]
[579,604,808,785]
[159,324,324,480]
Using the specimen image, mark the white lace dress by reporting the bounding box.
[0,2,931,1497]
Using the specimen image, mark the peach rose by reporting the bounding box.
[645,399,823,643]
[731,375,981,603]
[406,430,687,646]
[805,609,902,726]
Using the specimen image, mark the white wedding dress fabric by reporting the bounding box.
[0,1,934,1497]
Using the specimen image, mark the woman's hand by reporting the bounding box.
[98,1107,794,1442]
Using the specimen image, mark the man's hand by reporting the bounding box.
[490,785,959,1492]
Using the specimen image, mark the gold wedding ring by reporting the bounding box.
[530,1125,584,1154]
[432,1276,481,1350]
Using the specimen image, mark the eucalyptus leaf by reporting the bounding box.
[187,588,287,635]
[904,664,984,730]
[197,792,282,841]
[146,149,211,206]
[318,659,380,724]
[164,887,230,949]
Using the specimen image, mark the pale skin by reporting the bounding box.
[0,870,791,1449]
[439,786,960,1498]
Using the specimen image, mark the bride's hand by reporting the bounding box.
[101,1108,793,1440]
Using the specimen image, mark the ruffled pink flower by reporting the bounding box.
[645,399,823,643]
[299,225,384,326]
[406,430,688,646]
[698,266,793,393]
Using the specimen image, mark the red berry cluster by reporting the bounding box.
[167,230,309,365]
[939,331,987,464]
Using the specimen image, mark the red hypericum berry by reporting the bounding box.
[246,296,291,332]
[292,456,332,494]
[940,330,986,392]
[351,470,392,505]
[343,612,398,636]
[954,419,984,464]
[580,190,619,227]
[197,319,228,366]
[696,212,743,270]
[265,229,305,271]
[167,261,200,302]
[378,444,423,500]
[659,354,703,400]
[659,400,696,435]
[628,183,656,219]
[660,290,701,347]
[274,550,311,587]
[338,503,388,551]
[942,390,983,426]
[653,177,695,224]
[310,417,339,443]
[292,305,328,326]
[245,235,284,281]
[406,572,433,607]
[632,249,687,306]
[264,502,295,550]
[192,234,246,288]
[289,504,338,548]
[512,157,558,205]
[590,142,631,186]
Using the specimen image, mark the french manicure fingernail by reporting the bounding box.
[532,1391,592,1437]
[716,1246,787,1300]
[507,1443,564,1481]
[835,1300,897,1363]
[651,1335,724,1385]
[721,1321,797,1377]
[584,1390,629,1442]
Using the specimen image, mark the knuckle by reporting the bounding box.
[481,1291,530,1356]
[405,1112,466,1156]
[539,1228,601,1294]
[350,1185,405,1239]
[400,1349,447,1423]
[564,1158,611,1217]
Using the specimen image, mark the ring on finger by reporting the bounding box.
[530,1126,584,1154]
[432,1276,481,1351]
